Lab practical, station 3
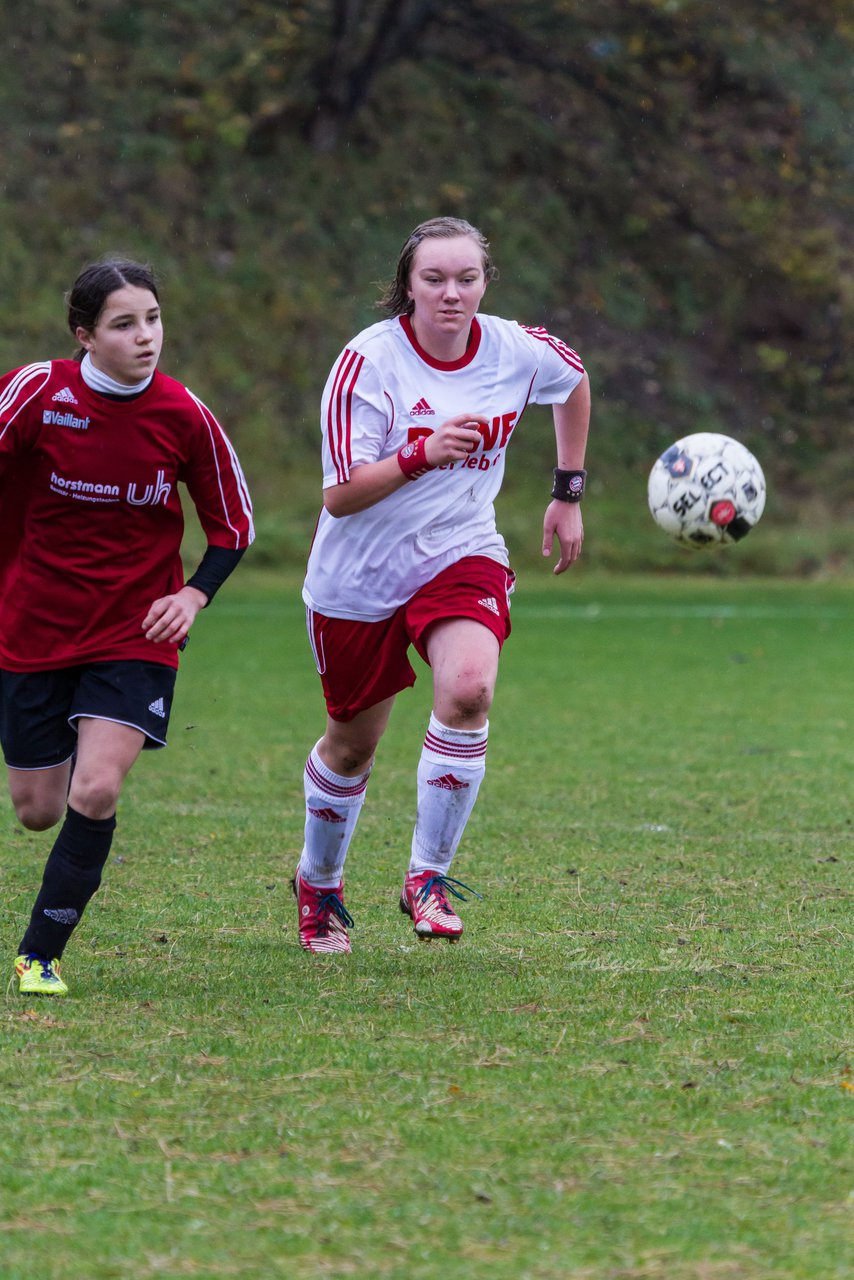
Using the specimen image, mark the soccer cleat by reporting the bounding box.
[15,953,69,997]
[292,869,354,954]
[399,870,482,941]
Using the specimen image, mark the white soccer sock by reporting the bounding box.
[298,745,371,888]
[409,714,488,876]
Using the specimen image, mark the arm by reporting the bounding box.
[143,391,254,645]
[142,584,208,645]
[141,545,248,645]
[185,544,247,604]
[320,347,486,517]
[324,413,487,517]
[542,371,591,575]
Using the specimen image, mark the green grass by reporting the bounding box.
[2,570,852,1279]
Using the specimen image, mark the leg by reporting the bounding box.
[294,699,396,954]
[299,604,420,953]
[427,617,499,729]
[68,716,146,818]
[18,718,145,964]
[299,698,395,887]
[8,760,72,831]
[316,697,396,777]
[1,666,77,830]
[401,619,498,939]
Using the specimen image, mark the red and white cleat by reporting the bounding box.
[292,869,354,954]
[399,870,482,942]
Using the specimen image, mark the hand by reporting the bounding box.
[542,500,584,575]
[142,585,208,644]
[423,413,487,467]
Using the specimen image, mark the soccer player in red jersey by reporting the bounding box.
[0,258,254,995]
[296,217,591,952]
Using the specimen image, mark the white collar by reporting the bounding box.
[81,352,154,397]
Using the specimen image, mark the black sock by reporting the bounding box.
[18,805,117,960]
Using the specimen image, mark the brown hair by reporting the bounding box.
[378,217,497,316]
[67,258,160,361]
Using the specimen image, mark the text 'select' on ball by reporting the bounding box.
[647,433,766,548]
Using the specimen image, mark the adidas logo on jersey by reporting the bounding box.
[308,806,347,823]
[51,386,78,405]
[427,773,470,791]
[148,697,166,718]
[409,398,435,416]
[477,596,500,616]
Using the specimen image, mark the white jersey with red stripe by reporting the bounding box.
[303,312,584,621]
[0,359,254,671]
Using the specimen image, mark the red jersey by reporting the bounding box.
[0,359,254,671]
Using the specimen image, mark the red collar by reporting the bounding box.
[399,314,482,370]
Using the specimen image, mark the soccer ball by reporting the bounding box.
[647,433,766,548]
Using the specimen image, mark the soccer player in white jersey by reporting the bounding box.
[297,216,590,952]
[0,258,254,995]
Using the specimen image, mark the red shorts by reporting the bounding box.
[307,556,514,722]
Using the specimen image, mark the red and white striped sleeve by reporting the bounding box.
[519,326,585,403]
[320,347,392,487]
[183,389,255,549]
[0,362,52,455]
[0,364,49,585]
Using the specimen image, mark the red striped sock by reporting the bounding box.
[299,746,370,887]
[409,714,488,875]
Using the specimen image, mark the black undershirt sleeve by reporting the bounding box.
[185,545,246,605]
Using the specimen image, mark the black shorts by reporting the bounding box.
[0,661,178,770]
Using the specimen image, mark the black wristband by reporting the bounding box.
[186,545,247,605]
[551,468,587,503]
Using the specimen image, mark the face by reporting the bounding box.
[407,236,488,354]
[77,284,163,385]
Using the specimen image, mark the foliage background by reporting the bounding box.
[0,0,851,572]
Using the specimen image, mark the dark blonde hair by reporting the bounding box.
[67,258,160,361]
[378,217,497,316]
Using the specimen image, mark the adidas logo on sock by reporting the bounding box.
[148,697,166,718]
[43,907,79,925]
[307,806,347,823]
[477,596,499,616]
[427,773,470,791]
[52,386,78,404]
[409,398,435,416]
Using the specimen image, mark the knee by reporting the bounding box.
[332,742,376,776]
[444,673,494,726]
[15,798,65,832]
[320,735,377,777]
[68,769,122,820]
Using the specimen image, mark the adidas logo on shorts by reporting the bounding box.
[477,596,500,616]
[148,697,166,718]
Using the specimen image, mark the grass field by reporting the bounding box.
[2,570,852,1280]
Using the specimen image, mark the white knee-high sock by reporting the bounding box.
[298,745,371,887]
[409,714,488,876]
